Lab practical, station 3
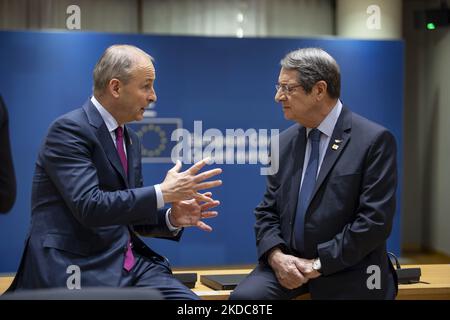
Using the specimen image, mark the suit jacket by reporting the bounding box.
[10,100,180,289]
[255,106,398,299]
[0,95,16,213]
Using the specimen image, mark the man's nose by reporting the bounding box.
[149,90,157,103]
[275,89,285,103]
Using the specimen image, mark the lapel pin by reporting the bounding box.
[332,144,339,150]
[334,139,343,144]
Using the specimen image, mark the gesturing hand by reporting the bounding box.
[160,158,222,204]
[169,192,220,232]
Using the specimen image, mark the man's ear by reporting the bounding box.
[108,78,121,98]
[314,80,328,101]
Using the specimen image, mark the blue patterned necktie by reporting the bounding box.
[294,128,321,253]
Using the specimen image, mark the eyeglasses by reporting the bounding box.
[275,83,303,94]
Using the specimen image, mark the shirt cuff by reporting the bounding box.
[154,184,165,209]
[165,208,181,233]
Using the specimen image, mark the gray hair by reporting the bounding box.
[93,44,153,95]
[280,48,340,99]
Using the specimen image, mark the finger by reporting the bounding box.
[293,259,309,273]
[279,282,291,290]
[280,279,296,290]
[298,272,307,284]
[274,273,293,290]
[188,158,210,175]
[194,180,223,191]
[169,160,182,173]
[193,168,222,182]
[200,200,220,211]
[201,211,218,219]
[289,264,305,282]
[288,273,305,287]
[301,275,309,284]
[285,283,297,290]
[196,220,213,232]
[290,265,308,284]
[194,193,213,203]
[195,192,213,204]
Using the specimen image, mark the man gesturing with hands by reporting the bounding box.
[8,45,222,300]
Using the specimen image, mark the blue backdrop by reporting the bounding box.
[0,31,403,272]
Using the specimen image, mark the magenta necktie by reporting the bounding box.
[115,127,135,272]
[115,126,128,176]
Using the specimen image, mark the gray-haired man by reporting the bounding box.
[231,48,398,300]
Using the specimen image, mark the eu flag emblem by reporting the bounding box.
[128,117,182,163]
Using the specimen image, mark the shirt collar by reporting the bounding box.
[90,95,121,133]
[306,99,343,137]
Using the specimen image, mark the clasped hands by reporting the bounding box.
[160,158,222,232]
[268,248,321,290]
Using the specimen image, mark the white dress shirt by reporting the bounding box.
[301,99,343,188]
[90,96,179,231]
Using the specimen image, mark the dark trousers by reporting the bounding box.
[120,251,199,300]
[229,263,309,300]
[230,263,397,300]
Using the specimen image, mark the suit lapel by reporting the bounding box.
[83,100,129,187]
[99,126,129,187]
[310,106,352,203]
[287,126,307,223]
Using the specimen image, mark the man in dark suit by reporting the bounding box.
[0,94,16,214]
[8,45,222,299]
[230,48,398,300]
